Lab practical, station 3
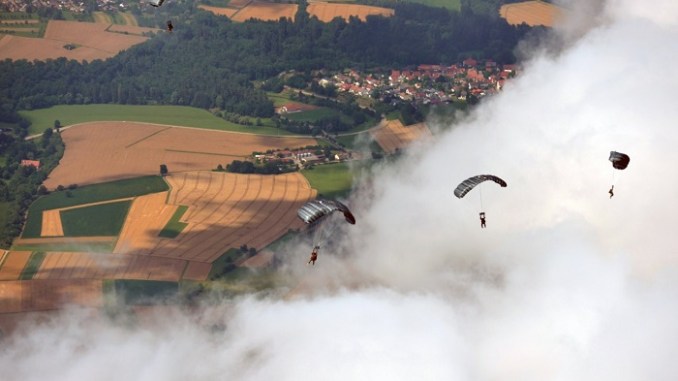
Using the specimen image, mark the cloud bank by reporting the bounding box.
[2,1,678,379]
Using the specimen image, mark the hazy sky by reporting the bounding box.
[2,1,678,380]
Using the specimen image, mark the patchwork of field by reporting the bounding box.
[116,171,315,263]
[44,121,316,190]
[0,279,102,314]
[499,0,564,27]
[371,119,433,154]
[0,20,155,62]
[202,1,394,22]
[307,2,394,22]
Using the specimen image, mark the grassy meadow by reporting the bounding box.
[301,162,353,199]
[60,200,132,237]
[20,104,298,136]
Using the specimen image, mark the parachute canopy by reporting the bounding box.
[609,151,630,170]
[149,0,165,7]
[297,200,356,225]
[454,174,507,199]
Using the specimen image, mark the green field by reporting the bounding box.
[158,205,188,238]
[19,105,300,136]
[0,13,46,38]
[208,248,248,280]
[285,107,343,122]
[60,200,132,237]
[22,176,168,238]
[11,241,117,252]
[301,162,353,199]
[107,280,179,305]
[19,252,46,280]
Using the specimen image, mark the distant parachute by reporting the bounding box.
[297,199,356,225]
[149,0,165,7]
[166,20,173,32]
[454,174,507,199]
[609,151,630,170]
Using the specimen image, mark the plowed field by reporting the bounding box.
[0,280,102,313]
[0,20,155,62]
[371,119,432,154]
[44,121,315,190]
[499,1,564,27]
[133,171,315,263]
[33,251,187,282]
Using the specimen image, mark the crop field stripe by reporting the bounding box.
[19,252,46,280]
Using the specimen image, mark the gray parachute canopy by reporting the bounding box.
[454,174,507,199]
[149,0,165,7]
[297,200,356,225]
[609,151,630,170]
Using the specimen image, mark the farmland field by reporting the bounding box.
[115,171,315,263]
[285,107,342,122]
[231,1,298,22]
[371,119,432,154]
[0,279,103,313]
[20,104,298,136]
[158,205,189,238]
[0,20,154,62]
[0,251,31,281]
[44,121,316,189]
[33,252,190,282]
[301,162,353,199]
[203,1,394,22]
[23,176,168,238]
[389,0,460,11]
[499,1,564,27]
[198,5,240,18]
[60,200,132,237]
[306,2,394,22]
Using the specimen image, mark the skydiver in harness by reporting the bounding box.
[479,212,486,228]
[308,245,320,265]
[608,185,614,198]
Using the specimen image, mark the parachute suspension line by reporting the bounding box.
[478,184,484,212]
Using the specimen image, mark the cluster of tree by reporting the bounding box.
[223,159,298,175]
[1,1,537,116]
[0,116,64,248]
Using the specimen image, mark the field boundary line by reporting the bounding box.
[124,126,172,148]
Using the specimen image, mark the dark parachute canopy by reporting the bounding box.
[454,174,507,199]
[297,200,356,225]
[609,151,630,170]
[149,0,165,7]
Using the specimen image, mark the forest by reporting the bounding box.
[0,1,535,118]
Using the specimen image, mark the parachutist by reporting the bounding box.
[479,212,486,228]
[167,21,173,33]
[609,185,614,198]
[308,246,319,265]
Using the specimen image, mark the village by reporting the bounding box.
[324,58,519,105]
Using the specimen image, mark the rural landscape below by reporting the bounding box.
[1,0,676,379]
